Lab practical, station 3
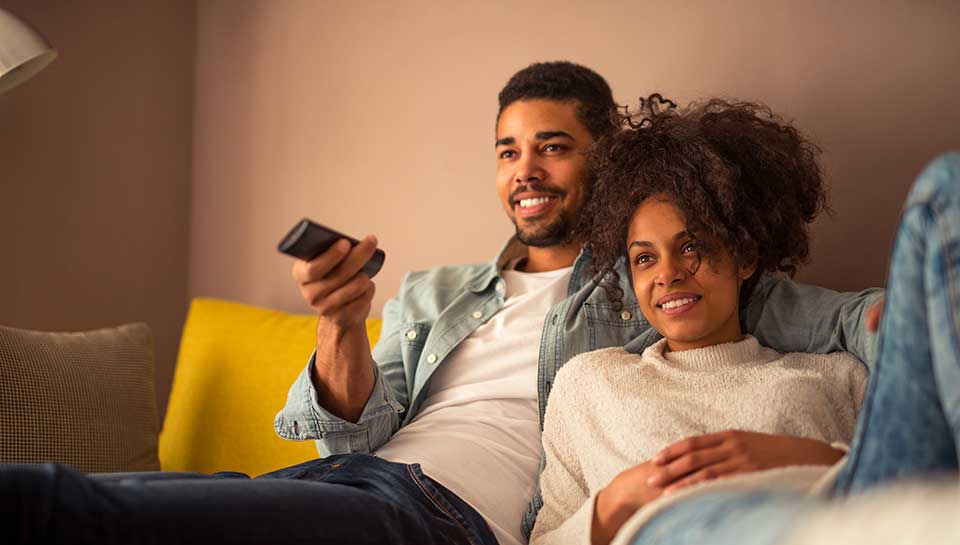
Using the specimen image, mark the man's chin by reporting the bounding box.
[515,223,571,248]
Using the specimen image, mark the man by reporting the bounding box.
[278,61,881,545]
[1,61,880,545]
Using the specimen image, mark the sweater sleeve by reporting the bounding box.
[530,359,596,545]
[848,355,870,415]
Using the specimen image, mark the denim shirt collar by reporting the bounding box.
[464,236,594,294]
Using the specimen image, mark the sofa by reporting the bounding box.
[160,297,382,476]
[0,297,380,477]
[2,297,959,544]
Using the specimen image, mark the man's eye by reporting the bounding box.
[681,242,698,254]
[498,150,516,159]
[543,143,567,153]
[634,254,653,265]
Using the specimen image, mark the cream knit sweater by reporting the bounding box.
[529,336,867,545]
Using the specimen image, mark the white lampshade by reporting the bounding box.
[0,7,57,94]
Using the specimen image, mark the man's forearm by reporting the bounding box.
[312,322,376,423]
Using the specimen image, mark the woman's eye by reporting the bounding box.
[634,254,653,265]
[681,242,698,254]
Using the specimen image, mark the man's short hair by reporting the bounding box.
[497,61,617,139]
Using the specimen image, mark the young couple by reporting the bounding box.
[3,61,949,545]
[529,99,960,545]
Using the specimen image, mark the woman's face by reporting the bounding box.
[627,196,755,351]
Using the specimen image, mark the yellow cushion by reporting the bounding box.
[159,297,381,476]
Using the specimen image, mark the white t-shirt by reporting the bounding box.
[375,265,573,545]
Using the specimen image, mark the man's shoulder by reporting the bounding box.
[400,262,492,292]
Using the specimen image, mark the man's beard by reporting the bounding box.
[513,214,574,247]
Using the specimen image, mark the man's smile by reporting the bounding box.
[512,192,562,218]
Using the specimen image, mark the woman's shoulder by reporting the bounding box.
[773,348,869,382]
[560,346,635,372]
[555,347,638,389]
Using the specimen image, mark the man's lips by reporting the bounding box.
[511,192,562,218]
[656,292,702,315]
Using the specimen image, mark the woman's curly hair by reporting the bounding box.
[581,95,828,306]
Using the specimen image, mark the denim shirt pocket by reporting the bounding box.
[583,300,644,349]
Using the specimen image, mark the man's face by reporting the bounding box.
[495,99,593,247]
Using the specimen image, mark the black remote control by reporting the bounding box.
[278,218,385,279]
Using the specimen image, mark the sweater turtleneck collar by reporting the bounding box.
[649,335,765,371]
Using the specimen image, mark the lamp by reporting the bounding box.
[0,7,57,94]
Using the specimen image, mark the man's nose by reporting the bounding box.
[514,152,545,184]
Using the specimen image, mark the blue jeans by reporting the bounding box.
[628,153,960,545]
[0,454,498,545]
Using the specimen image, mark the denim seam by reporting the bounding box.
[837,201,933,494]
[933,197,960,363]
[405,465,482,545]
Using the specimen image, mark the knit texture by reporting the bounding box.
[530,336,867,545]
[0,323,159,473]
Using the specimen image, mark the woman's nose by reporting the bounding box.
[655,256,686,286]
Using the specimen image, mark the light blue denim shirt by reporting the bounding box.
[275,237,882,537]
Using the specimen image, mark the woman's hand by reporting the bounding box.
[646,430,845,493]
[592,461,664,545]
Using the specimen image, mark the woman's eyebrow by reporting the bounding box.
[628,231,690,250]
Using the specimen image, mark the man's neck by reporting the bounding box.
[521,241,581,272]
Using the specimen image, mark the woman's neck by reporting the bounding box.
[664,314,744,353]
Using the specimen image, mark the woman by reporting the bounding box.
[529,98,960,545]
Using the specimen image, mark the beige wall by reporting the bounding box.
[0,1,196,418]
[3,1,958,420]
[190,0,960,321]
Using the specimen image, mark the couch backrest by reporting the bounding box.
[159,297,381,476]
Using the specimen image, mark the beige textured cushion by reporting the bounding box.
[0,323,160,473]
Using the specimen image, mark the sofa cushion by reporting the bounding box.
[0,322,160,473]
[160,297,382,476]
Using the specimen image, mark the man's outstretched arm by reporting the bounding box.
[743,276,884,369]
[275,235,405,455]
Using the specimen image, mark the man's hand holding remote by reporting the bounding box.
[291,234,380,423]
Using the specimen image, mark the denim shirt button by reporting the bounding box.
[405,329,417,340]
[620,310,632,321]
[472,311,483,319]
[426,354,438,364]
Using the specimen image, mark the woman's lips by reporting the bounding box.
[657,296,701,316]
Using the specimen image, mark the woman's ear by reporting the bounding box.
[738,258,758,282]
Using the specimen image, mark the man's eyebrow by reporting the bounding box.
[495,131,575,147]
[536,130,574,141]
[628,231,690,249]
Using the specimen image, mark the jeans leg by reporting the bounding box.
[1,456,495,545]
[627,490,814,545]
[833,153,960,495]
